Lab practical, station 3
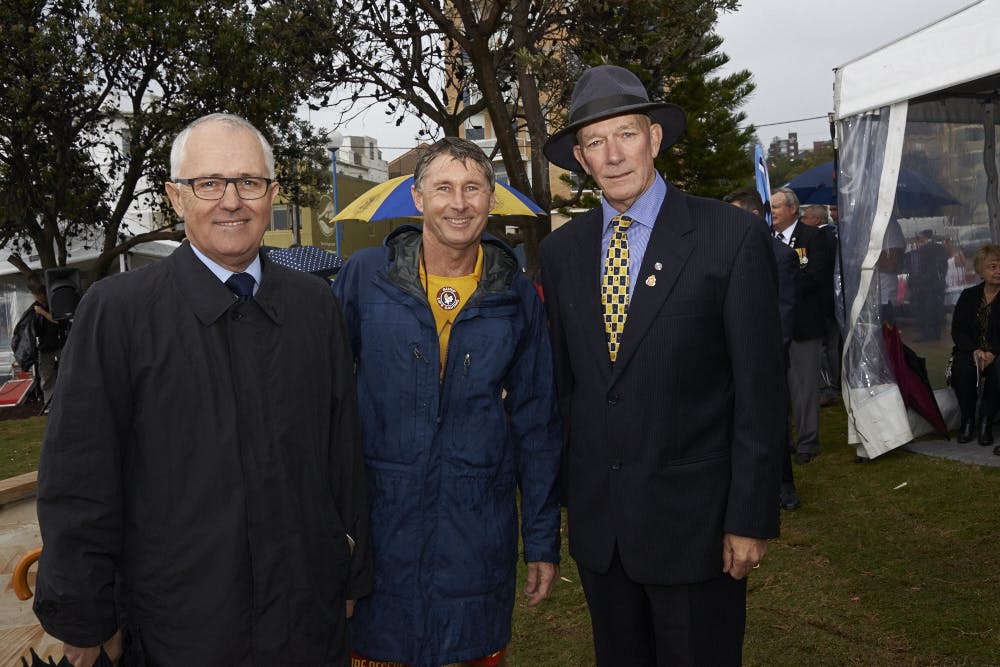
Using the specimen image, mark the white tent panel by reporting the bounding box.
[834,0,999,119]
[831,0,1000,458]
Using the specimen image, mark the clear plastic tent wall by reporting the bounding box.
[836,101,1000,457]
[832,0,1000,458]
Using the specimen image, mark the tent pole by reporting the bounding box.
[984,100,999,244]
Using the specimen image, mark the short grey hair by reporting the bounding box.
[801,204,829,223]
[170,113,275,179]
[772,187,800,214]
[412,137,496,192]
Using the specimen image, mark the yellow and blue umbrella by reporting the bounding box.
[331,174,544,222]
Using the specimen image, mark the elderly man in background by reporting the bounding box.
[771,187,836,464]
[799,203,841,405]
[724,187,802,511]
[34,113,371,666]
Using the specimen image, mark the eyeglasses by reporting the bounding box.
[174,176,273,200]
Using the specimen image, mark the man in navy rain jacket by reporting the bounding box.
[333,137,562,667]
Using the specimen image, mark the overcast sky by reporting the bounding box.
[308,0,979,162]
[715,0,976,150]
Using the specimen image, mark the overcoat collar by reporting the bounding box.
[168,241,282,326]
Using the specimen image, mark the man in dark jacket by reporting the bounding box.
[34,113,372,666]
[724,187,801,511]
[333,137,562,667]
[26,278,66,404]
[771,187,836,464]
[540,65,785,666]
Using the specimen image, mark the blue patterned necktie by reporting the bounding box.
[225,272,255,303]
[602,215,633,362]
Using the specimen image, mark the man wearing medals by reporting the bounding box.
[771,187,837,465]
[332,137,562,667]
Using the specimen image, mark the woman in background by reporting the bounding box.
[950,244,1000,453]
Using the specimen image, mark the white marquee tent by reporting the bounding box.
[833,0,1000,457]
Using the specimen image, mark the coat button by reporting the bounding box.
[231,311,244,321]
[610,461,621,471]
[607,394,621,406]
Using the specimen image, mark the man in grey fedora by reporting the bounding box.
[538,65,787,665]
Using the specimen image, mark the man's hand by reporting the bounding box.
[346,598,356,618]
[975,349,995,371]
[63,629,123,667]
[722,533,767,581]
[523,561,558,607]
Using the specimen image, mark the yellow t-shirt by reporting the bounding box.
[419,246,484,376]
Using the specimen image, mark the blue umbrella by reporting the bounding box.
[266,245,343,278]
[784,160,960,216]
[783,162,838,205]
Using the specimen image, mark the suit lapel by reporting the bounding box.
[612,184,695,378]
[566,211,612,377]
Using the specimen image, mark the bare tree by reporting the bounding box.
[315,0,755,270]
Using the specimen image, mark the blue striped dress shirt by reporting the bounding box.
[599,174,667,300]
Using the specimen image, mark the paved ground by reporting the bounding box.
[0,498,60,664]
[903,436,1000,467]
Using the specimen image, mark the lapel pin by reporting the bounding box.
[654,262,663,271]
[645,275,657,287]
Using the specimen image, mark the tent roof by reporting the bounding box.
[834,0,1000,119]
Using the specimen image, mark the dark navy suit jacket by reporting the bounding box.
[540,183,787,586]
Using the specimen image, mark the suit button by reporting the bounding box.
[607,394,621,406]
[610,461,621,471]
[231,311,244,321]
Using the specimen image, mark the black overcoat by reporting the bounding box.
[34,242,372,666]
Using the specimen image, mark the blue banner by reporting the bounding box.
[754,144,773,227]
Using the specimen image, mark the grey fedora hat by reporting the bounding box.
[542,65,687,173]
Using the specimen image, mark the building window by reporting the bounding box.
[271,205,290,231]
[466,126,485,141]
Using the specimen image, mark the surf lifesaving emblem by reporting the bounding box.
[436,286,461,310]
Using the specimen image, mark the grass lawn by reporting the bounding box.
[4,401,998,665]
[0,414,45,480]
[511,402,999,666]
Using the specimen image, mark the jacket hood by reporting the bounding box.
[383,225,520,296]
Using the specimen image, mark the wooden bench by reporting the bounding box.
[0,472,37,508]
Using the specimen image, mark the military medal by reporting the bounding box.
[645,275,657,287]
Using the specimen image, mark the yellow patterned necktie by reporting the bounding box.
[602,214,633,362]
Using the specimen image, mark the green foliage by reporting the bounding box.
[0,0,342,280]
[566,0,754,201]
[660,39,756,198]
